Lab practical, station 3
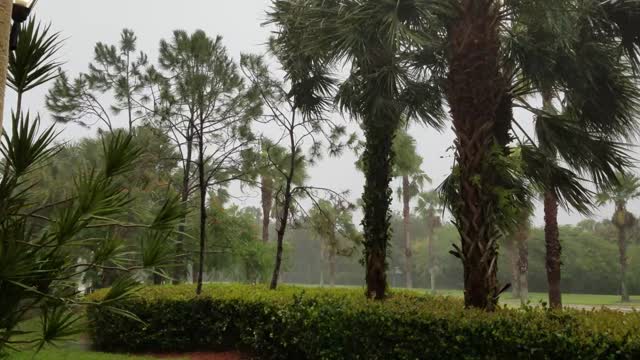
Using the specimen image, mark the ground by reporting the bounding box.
[6,290,637,359]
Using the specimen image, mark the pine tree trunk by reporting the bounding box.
[270,116,297,290]
[447,0,503,311]
[173,137,193,285]
[196,121,206,295]
[0,0,11,138]
[402,175,412,288]
[261,176,273,243]
[618,227,630,302]
[544,191,562,309]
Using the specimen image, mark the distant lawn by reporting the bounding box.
[426,289,639,308]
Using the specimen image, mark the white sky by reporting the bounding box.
[6,0,639,227]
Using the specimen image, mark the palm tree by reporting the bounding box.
[251,140,307,243]
[394,129,429,289]
[269,0,444,299]
[309,199,360,287]
[414,190,442,294]
[433,0,640,310]
[0,0,12,135]
[597,172,640,302]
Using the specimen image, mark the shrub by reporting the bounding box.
[86,284,640,359]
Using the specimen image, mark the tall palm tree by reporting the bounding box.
[394,129,429,288]
[414,190,442,294]
[597,172,640,302]
[0,0,12,136]
[269,0,444,299]
[432,0,640,310]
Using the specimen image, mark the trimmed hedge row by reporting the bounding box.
[86,284,640,359]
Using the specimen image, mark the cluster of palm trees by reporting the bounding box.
[269,0,640,310]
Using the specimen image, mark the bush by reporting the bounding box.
[86,284,640,359]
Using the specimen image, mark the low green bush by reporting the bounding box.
[86,284,640,359]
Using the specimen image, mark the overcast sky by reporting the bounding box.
[7,0,639,227]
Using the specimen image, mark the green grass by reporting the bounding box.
[7,349,165,360]
[6,317,183,360]
[431,289,640,308]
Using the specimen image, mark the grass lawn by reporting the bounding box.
[6,317,184,360]
[428,289,639,308]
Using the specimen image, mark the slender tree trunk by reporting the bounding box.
[329,248,336,288]
[618,226,630,302]
[427,223,436,294]
[270,112,297,290]
[544,191,562,309]
[447,0,503,311]
[261,176,273,243]
[506,238,520,299]
[0,0,11,138]
[173,137,193,285]
[402,175,412,288]
[196,121,206,295]
[516,222,529,305]
[319,241,325,287]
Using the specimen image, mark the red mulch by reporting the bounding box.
[151,351,246,360]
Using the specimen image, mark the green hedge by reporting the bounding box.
[86,284,640,359]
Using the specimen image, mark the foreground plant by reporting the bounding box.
[0,114,184,356]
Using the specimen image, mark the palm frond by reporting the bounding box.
[8,18,63,94]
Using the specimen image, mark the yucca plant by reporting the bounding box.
[0,113,185,357]
[8,18,63,115]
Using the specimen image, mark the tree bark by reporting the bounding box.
[447,0,503,311]
[506,238,520,299]
[329,248,336,288]
[261,176,273,243]
[618,226,630,302]
[402,175,412,288]
[270,113,297,290]
[362,118,396,300]
[544,191,562,309]
[173,136,193,285]
[0,0,11,137]
[426,221,436,294]
[195,119,206,295]
[516,223,529,305]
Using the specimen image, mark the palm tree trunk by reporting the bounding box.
[427,223,436,294]
[447,0,502,311]
[517,224,529,305]
[329,248,336,288]
[173,137,193,285]
[362,122,395,300]
[402,175,412,288]
[544,191,562,309]
[261,176,273,243]
[506,238,520,299]
[0,0,12,138]
[618,227,630,302]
